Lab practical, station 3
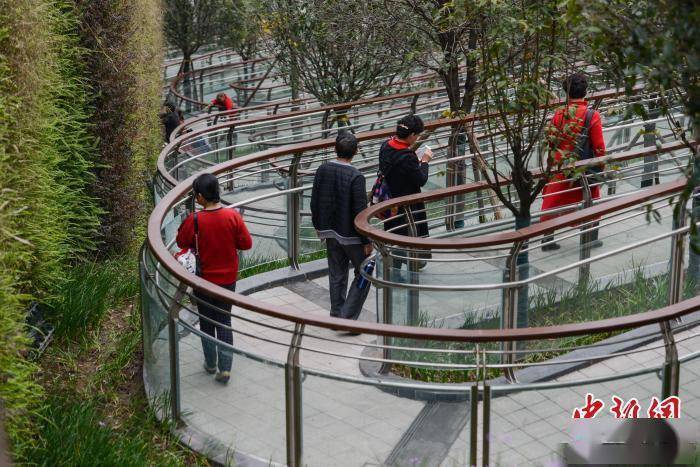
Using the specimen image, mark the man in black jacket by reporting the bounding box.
[311,133,372,321]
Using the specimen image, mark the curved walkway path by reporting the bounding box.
[145,49,700,467]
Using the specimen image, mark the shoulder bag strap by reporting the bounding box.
[193,212,202,276]
[576,108,595,160]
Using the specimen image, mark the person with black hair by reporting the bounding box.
[160,102,181,143]
[541,72,605,250]
[378,114,433,239]
[206,92,235,112]
[176,173,252,383]
[311,133,372,323]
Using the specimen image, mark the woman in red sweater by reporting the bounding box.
[176,173,252,383]
[541,73,605,250]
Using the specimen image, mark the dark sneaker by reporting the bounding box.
[590,239,603,249]
[203,363,217,375]
[215,371,230,383]
[541,236,561,251]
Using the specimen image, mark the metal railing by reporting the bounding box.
[142,80,699,465]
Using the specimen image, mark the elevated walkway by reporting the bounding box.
[144,51,700,466]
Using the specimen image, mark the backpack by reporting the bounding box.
[575,108,603,176]
[370,172,397,220]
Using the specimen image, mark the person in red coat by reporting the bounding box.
[206,92,235,112]
[176,173,252,383]
[540,73,605,250]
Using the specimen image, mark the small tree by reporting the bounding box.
[470,0,574,328]
[265,0,411,127]
[377,1,485,228]
[569,0,700,281]
[163,0,223,109]
[219,0,263,62]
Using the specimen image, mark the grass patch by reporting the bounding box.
[32,254,208,466]
[390,267,687,384]
[47,258,139,340]
[30,396,164,466]
[238,249,327,279]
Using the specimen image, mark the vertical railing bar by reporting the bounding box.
[501,242,523,383]
[660,319,680,399]
[285,323,305,466]
[668,201,687,307]
[578,175,594,283]
[469,346,479,467]
[379,245,393,373]
[482,348,491,467]
[167,282,188,423]
[404,206,420,325]
[287,152,302,270]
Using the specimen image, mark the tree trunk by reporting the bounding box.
[514,215,530,330]
[688,122,700,291]
[182,54,192,114]
[445,126,467,230]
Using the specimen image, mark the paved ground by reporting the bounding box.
[145,271,700,467]
[440,327,700,466]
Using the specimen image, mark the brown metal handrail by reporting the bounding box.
[158,84,645,189]
[148,91,699,343]
[354,140,696,249]
[173,86,446,140]
[169,57,271,108]
[146,207,700,341]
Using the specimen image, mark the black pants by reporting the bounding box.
[326,238,371,320]
[194,282,235,372]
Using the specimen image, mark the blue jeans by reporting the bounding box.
[194,283,235,372]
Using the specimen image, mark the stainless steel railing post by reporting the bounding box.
[501,241,523,383]
[660,319,680,399]
[378,246,393,373]
[285,323,305,467]
[641,121,659,187]
[287,152,302,270]
[668,201,687,307]
[167,282,188,423]
[469,383,478,467]
[578,175,594,283]
[479,346,491,467]
[403,206,420,325]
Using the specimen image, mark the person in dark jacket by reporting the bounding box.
[379,115,433,239]
[311,133,372,322]
[160,102,181,143]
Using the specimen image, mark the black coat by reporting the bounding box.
[378,140,430,238]
[310,161,369,245]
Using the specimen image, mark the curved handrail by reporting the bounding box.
[169,56,271,108]
[172,86,446,140]
[147,116,697,344]
[354,140,697,248]
[157,84,646,190]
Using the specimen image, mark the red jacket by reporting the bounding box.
[211,94,235,111]
[549,99,605,163]
[176,207,252,285]
[541,100,605,219]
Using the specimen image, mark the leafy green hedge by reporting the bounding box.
[0,0,103,457]
[76,0,163,255]
[0,0,162,460]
